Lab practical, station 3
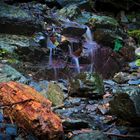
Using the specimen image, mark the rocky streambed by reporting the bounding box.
[0,0,140,140]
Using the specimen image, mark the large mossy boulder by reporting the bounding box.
[0,34,33,53]
[0,33,46,62]
[0,2,42,35]
[88,14,125,47]
[88,14,119,29]
[59,4,81,20]
[70,131,109,140]
[69,72,104,98]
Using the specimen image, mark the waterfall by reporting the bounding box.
[49,47,53,66]
[69,45,80,73]
[85,26,93,42]
[47,37,58,79]
[47,38,56,66]
[84,26,98,73]
[72,56,80,73]
[53,67,57,80]
[68,45,73,56]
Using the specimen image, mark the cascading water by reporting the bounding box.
[47,38,56,66]
[49,47,53,66]
[72,56,80,73]
[47,37,58,79]
[69,45,80,73]
[85,26,93,42]
[84,26,98,73]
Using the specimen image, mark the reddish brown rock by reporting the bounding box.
[0,81,63,140]
[93,47,120,78]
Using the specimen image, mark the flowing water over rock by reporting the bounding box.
[47,38,56,66]
[72,56,80,73]
[69,45,80,73]
[83,26,99,73]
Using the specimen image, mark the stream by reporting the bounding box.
[0,0,140,140]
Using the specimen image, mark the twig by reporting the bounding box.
[52,104,65,111]
[0,99,33,108]
[104,132,140,139]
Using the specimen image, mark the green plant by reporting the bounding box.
[113,39,123,52]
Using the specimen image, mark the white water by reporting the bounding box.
[72,56,80,73]
[53,67,57,80]
[85,26,93,42]
[68,45,73,56]
[84,26,98,73]
[47,38,56,66]
[49,47,53,66]
[69,45,80,73]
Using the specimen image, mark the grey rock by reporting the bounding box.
[0,64,28,83]
[113,72,129,84]
[0,33,46,61]
[0,3,42,35]
[70,131,109,140]
[61,21,87,37]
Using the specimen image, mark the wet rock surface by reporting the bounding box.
[0,0,140,139]
[0,63,28,83]
[70,131,109,140]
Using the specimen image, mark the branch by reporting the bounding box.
[0,99,33,108]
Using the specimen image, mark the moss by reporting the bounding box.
[59,4,81,19]
[127,13,140,22]
[0,3,31,20]
[89,14,119,29]
[128,30,140,43]
[128,30,140,37]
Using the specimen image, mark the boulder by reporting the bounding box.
[76,11,126,47]
[59,4,81,20]
[0,33,46,62]
[92,47,120,78]
[42,82,65,106]
[0,3,42,35]
[0,64,28,83]
[110,85,140,124]
[110,92,140,125]
[88,14,119,29]
[69,72,104,98]
[113,72,130,84]
[61,21,87,37]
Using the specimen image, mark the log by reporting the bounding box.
[0,81,63,140]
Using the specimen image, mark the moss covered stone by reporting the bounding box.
[46,82,64,106]
[69,72,104,98]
